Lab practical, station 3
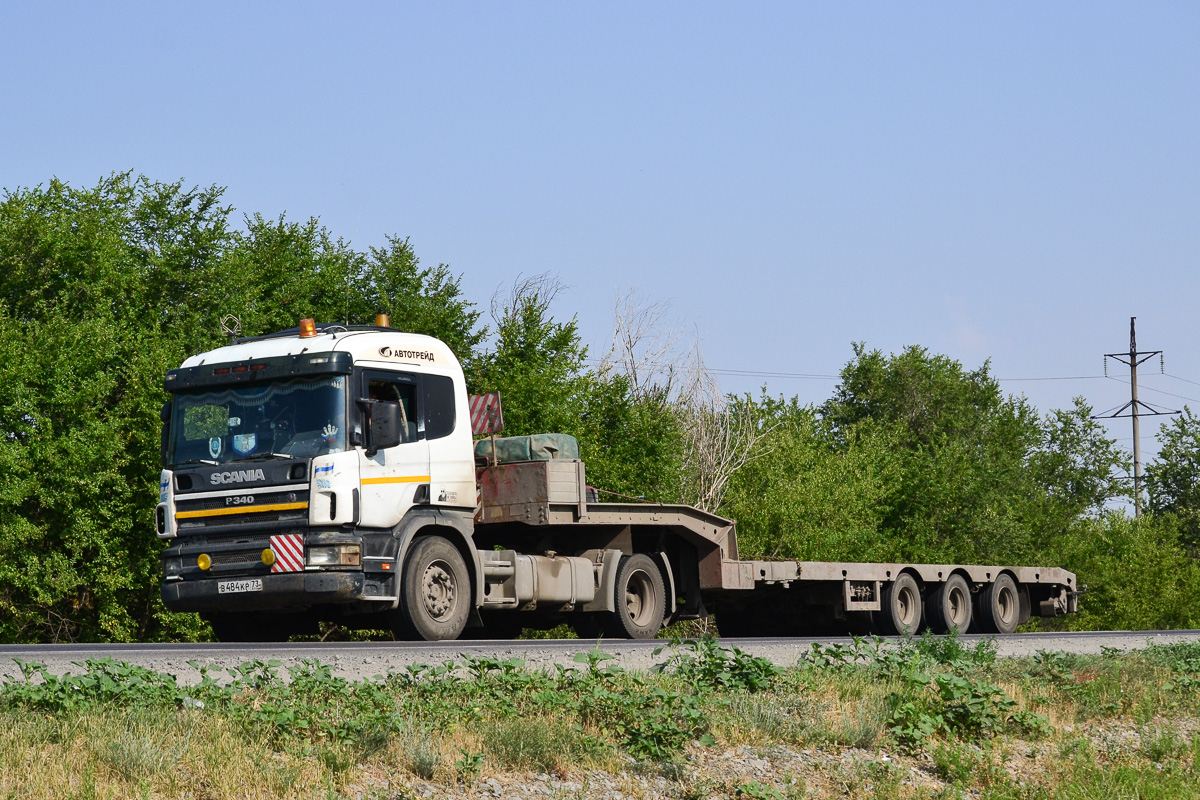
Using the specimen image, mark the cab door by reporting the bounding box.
[357,370,430,528]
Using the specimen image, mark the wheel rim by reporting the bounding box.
[625,569,656,627]
[896,584,918,628]
[421,559,457,620]
[947,585,969,627]
[996,585,1016,625]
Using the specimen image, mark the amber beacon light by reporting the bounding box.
[298,318,317,338]
[375,313,390,327]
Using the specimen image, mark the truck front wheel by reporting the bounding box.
[605,554,666,639]
[401,536,470,641]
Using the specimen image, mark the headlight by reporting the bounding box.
[307,544,361,567]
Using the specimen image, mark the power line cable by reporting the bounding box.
[588,357,1114,384]
[1105,376,1200,405]
[1164,373,1200,388]
[997,375,1106,382]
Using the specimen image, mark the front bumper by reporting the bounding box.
[162,571,367,613]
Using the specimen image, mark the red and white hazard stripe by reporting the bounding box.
[270,533,305,573]
[468,392,504,435]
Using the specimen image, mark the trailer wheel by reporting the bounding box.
[976,573,1020,634]
[605,554,666,639]
[874,573,922,636]
[925,574,973,634]
[400,536,470,641]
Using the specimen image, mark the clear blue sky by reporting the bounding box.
[3,2,1198,462]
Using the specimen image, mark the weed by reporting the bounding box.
[572,645,624,678]
[318,744,356,774]
[726,694,820,743]
[454,748,485,785]
[857,757,905,799]
[931,741,983,784]
[887,671,1023,748]
[1143,641,1200,674]
[913,630,997,670]
[823,701,888,748]
[397,733,441,780]
[656,635,780,692]
[1139,725,1188,763]
[1009,709,1053,739]
[88,713,191,782]
[3,645,1199,798]
[480,716,589,772]
[736,780,784,799]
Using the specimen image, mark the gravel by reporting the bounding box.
[2,630,1199,684]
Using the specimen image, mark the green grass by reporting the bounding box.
[0,635,1198,798]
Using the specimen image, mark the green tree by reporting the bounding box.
[1146,407,1200,553]
[723,394,901,562]
[0,174,233,641]
[358,235,485,368]
[1031,399,1128,514]
[222,222,485,356]
[1056,513,1200,631]
[469,275,589,436]
[820,344,1044,564]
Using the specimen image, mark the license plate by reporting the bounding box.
[217,578,263,594]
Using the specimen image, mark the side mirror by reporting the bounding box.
[367,402,403,456]
[160,401,173,466]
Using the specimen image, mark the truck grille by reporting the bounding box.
[209,550,267,567]
[175,489,310,531]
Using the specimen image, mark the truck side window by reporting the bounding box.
[368,379,418,442]
[423,375,456,440]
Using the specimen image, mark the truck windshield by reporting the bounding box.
[168,375,348,465]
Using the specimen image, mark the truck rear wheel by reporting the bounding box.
[400,536,470,641]
[976,573,1020,634]
[874,573,922,636]
[925,574,973,634]
[604,554,666,639]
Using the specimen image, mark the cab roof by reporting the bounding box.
[177,325,462,376]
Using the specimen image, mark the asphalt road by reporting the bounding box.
[2,629,1198,685]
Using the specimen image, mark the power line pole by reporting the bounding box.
[1094,317,1176,517]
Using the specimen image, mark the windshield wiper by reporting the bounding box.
[241,452,295,461]
[173,459,218,466]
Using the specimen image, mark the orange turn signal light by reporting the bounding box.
[299,318,317,338]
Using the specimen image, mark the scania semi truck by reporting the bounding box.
[156,318,1079,641]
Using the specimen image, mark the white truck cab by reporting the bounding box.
[158,320,480,640]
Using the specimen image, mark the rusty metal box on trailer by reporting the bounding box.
[476,459,588,525]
